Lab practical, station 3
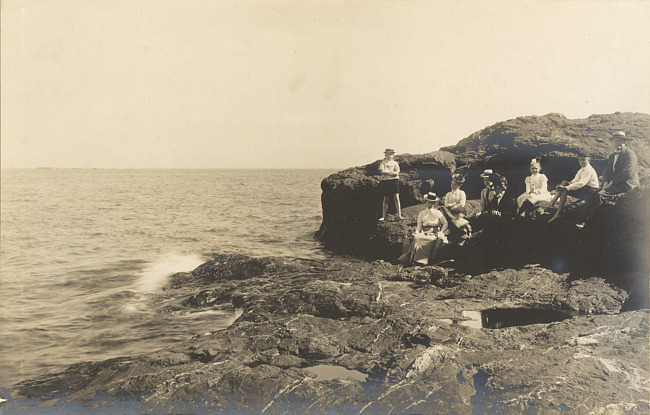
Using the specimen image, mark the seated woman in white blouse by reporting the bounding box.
[441,173,472,244]
[398,192,448,266]
[442,174,467,216]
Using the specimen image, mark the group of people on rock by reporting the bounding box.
[379,130,640,267]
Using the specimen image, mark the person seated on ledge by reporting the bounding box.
[441,173,472,244]
[475,169,495,217]
[485,173,517,224]
[481,174,517,264]
[378,148,404,221]
[516,158,552,219]
[398,192,448,266]
[543,155,599,223]
[575,131,639,228]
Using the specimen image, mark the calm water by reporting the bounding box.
[0,169,336,389]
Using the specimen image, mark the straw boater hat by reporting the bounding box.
[480,169,493,178]
[611,131,627,140]
[384,148,396,154]
[423,192,441,203]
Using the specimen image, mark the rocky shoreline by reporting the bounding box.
[10,255,648,414]
[5,112,650,414]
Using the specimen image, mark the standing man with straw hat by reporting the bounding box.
[378,148,404,221]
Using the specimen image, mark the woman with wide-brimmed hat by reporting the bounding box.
[398,192,448,266]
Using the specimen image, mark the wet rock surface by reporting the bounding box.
[12,255,648,414]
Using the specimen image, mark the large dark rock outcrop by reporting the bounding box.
[317,151,456,256]
[441,112,650,198]
[11,254,648,414]
[317,113,650,306]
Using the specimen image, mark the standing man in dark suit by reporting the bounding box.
[576,131,639,228]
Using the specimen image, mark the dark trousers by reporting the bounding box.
[577,185,632,223]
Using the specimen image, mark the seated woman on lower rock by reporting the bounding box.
[399,192,448,266]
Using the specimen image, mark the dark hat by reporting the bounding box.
[451,173,465,184]
[384,148,396,154]
[423,192,441,202]
[491,173,507,187]
[611,131,627,140]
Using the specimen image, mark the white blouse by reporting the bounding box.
[525,173,550,195]
[444,189,466,208]
[417,208,444,229]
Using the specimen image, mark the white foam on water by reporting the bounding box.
[133,253,205,293]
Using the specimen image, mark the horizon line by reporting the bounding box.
[0,167,346,170]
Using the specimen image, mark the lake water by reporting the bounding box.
[0,169,337,390]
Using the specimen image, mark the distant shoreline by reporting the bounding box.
[1,167,344,171]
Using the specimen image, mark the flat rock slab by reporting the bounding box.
[12,255,648,414]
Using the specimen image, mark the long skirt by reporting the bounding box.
[516,191,552,208]
[398,233,445,265]
[441,206,471,244]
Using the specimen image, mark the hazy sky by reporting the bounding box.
[2,0,649,169]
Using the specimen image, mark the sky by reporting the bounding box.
[1,0,650,169]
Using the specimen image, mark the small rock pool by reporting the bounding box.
[459,308,573,329]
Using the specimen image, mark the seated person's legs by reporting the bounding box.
[544,182,567,207]
[575,191,601,225]
[429,238,443,264]
[518,199,535,217]
[548,188,568,222]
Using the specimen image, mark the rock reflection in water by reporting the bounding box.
[458,308,573,329]
[459,310,483,328]
[305,365,367,382]
[482,308,573,329]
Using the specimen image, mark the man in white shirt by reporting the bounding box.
[545,155,599,223]
[378,148,404,221]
